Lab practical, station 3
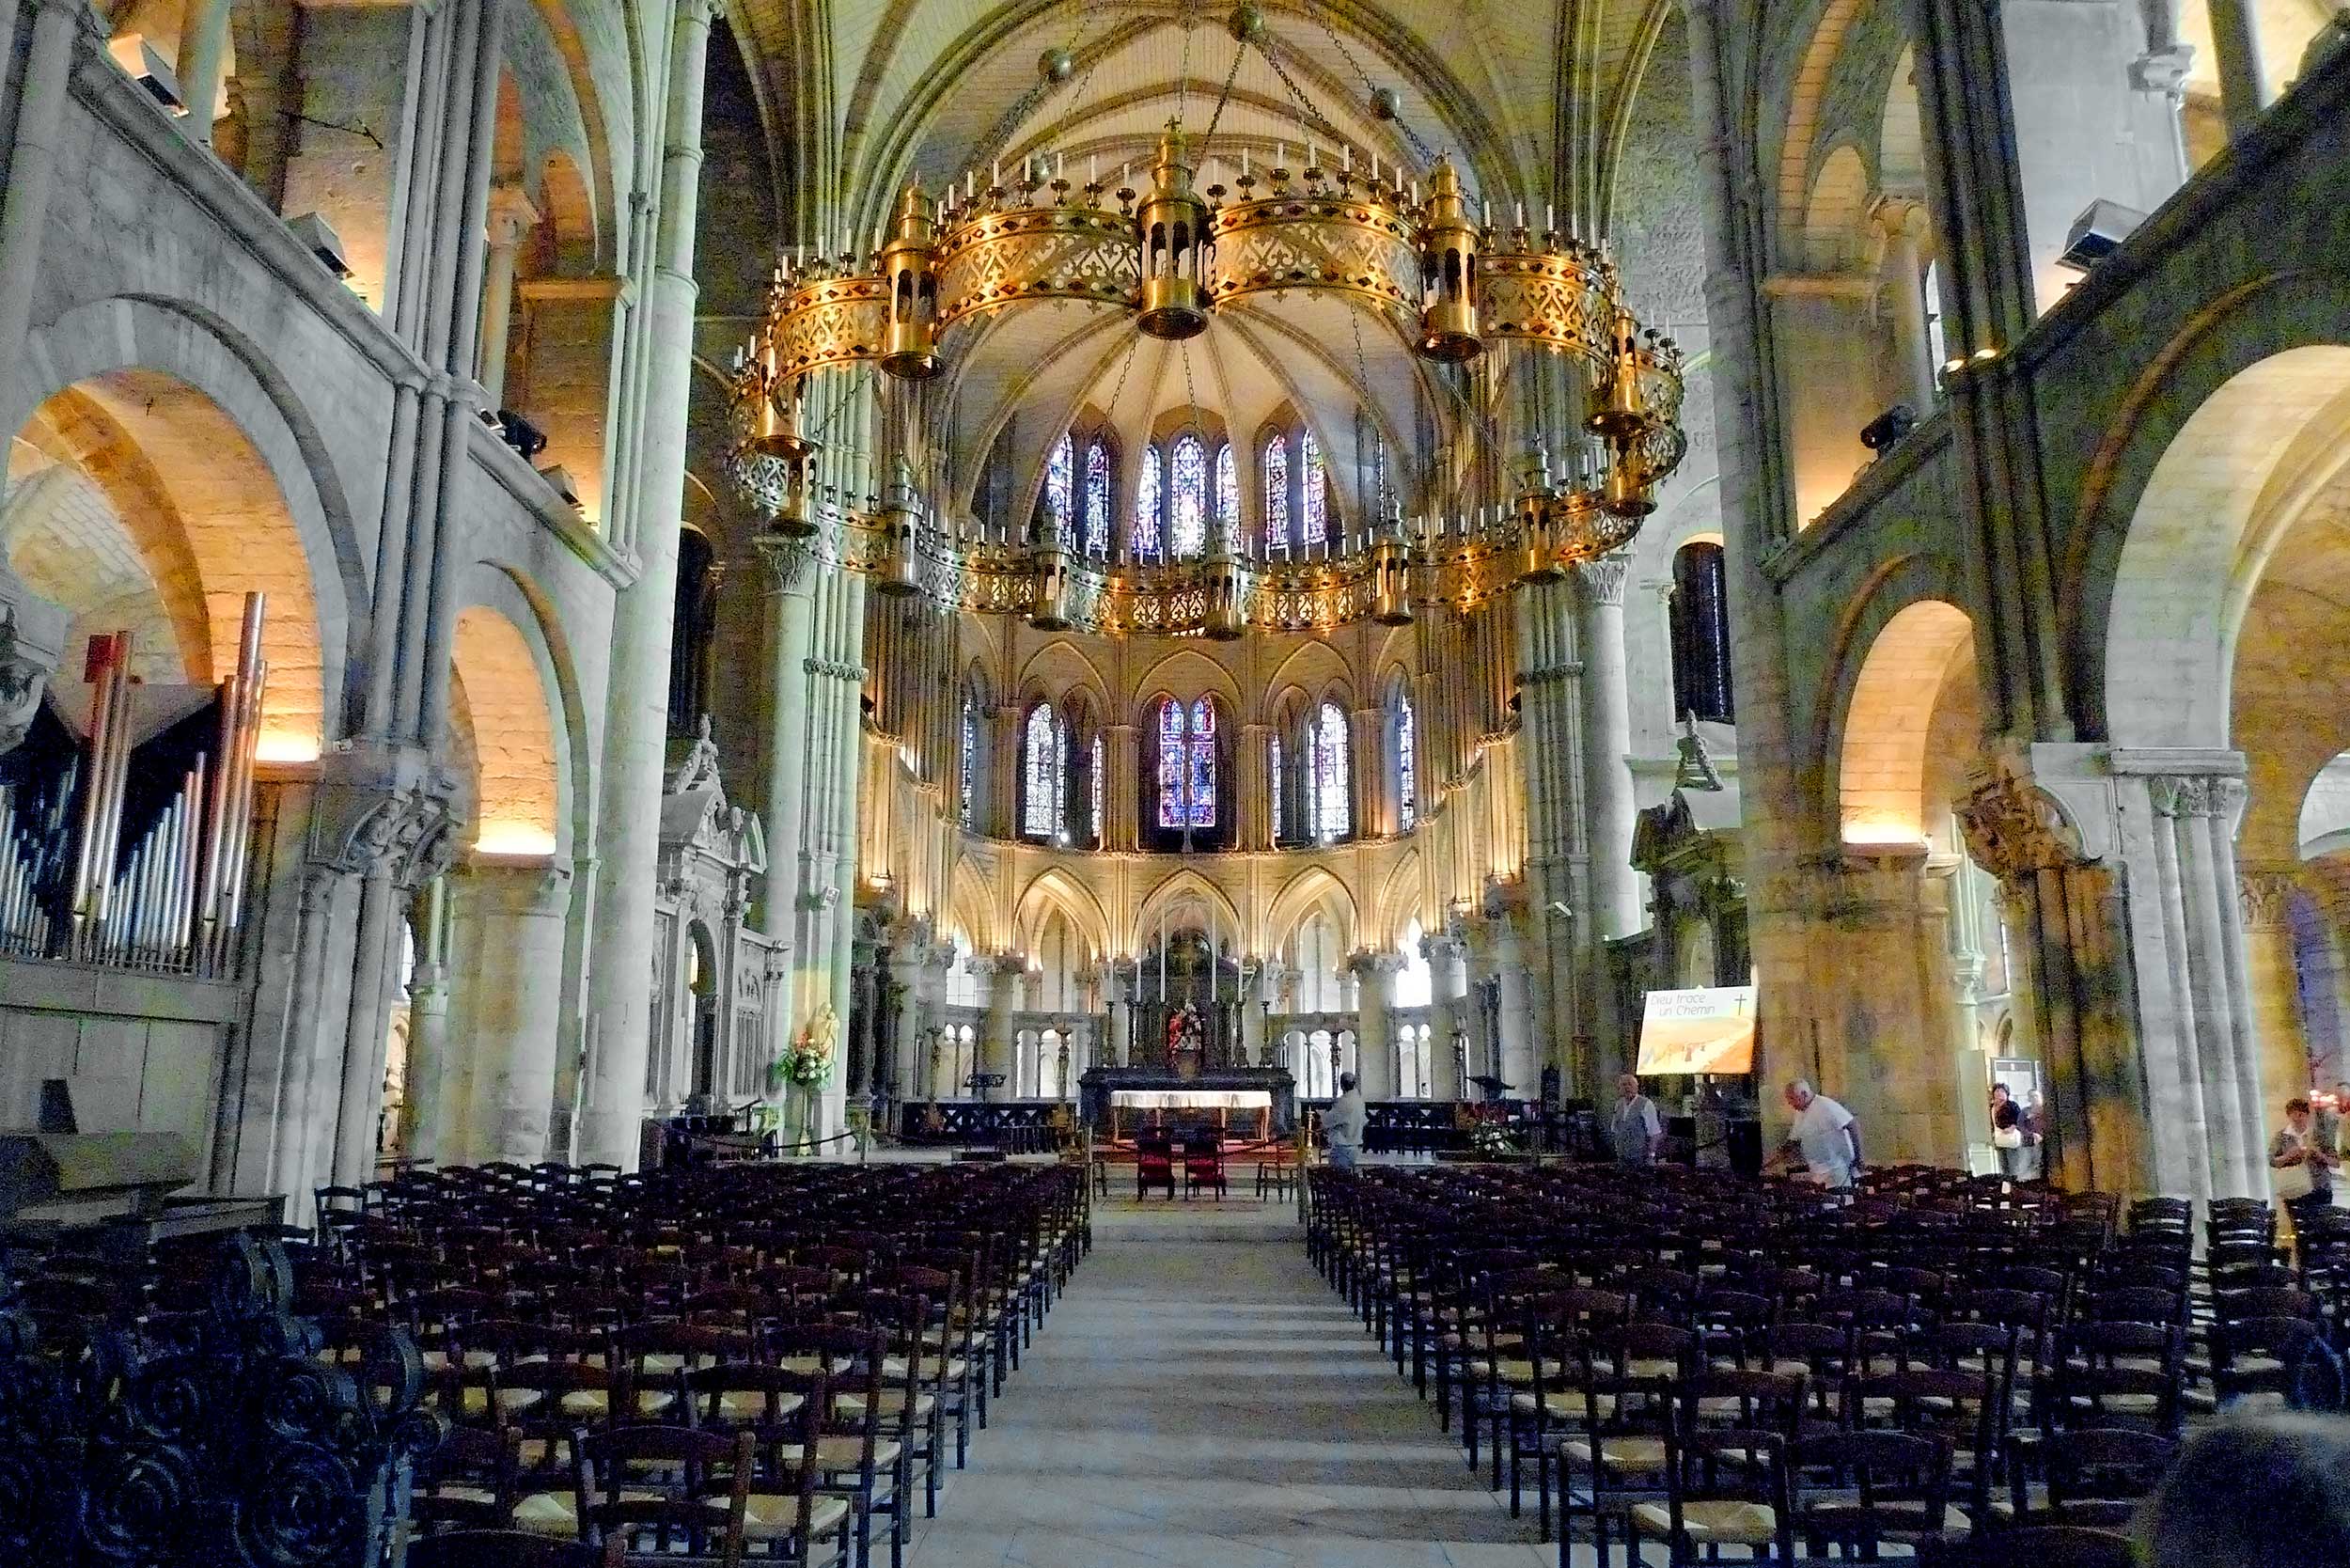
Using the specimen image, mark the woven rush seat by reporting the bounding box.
[1632,1498,1780,1544]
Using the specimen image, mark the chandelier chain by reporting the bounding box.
[1199,38,1246,149]
[1298,0,1440,165]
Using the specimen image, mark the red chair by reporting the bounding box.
[1136,1133,1176,1200]
[1183,1136,1227,1200]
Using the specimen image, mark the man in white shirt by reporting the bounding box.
[1610,1073,1664,1167]
[1779,1078,1862,1189]
[1324,1072,1368,1170]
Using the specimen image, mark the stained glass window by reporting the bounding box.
[1311,699,1350,840]
[1082,440,1110,557]
[1214,442,1237,551]
[1168,434,1208,559]
[1396,690,1418,830]
[1269,733,1284,840]
[1301,428,1328,545]
[1154,697,1217,829]
[1155,698,1185,827]
[1044,431,1073,541]
[1089,732,1104,844]
[958,696,978,827]
[1262,436,1289,552]
[1022,703,1064,838]
[1134,444,1163,558]
[1187,698,1216,827]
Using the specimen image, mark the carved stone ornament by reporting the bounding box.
[1956,762,2090,885]
[312,764,462,889]
[1575,551,1632,608]
[2148,772,2248,827]
[2238,870,2297,933]
[0,569,69,757]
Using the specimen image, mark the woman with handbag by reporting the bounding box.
[1989,1083,2026,1178]
[2272,1096,2339,1237]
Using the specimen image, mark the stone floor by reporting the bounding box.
[902,1196,1561,1568]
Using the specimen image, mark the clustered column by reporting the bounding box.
[580,0,724,1169]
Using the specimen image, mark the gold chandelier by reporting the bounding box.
[728,15,1688,638]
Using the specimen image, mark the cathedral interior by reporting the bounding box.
[5,0,2350,1556]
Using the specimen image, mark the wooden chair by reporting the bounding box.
[1182,1135,1227,1200]
[1919,1525,2137,1568]
[1135,1133,1176,1200]
[407,1529,625,1568]
[573,1424,753,1566]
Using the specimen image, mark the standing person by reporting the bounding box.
[1989,1083,2025,1177]
[2272,1096,2339,1232]
[1324,1072,1367,1171]
[1611,1073,1664,1168]
[1776,1079,1863,1191]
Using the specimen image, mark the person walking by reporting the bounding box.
[1324,1072,1367,1171]
[2272,1095,2339,1235]
[1989,1083,2026,1178]
[1610,1073,1664,1168]
[1775,1078,1862,1191]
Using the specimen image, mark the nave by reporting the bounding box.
[901,1201,1549,1568]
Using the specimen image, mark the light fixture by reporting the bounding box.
[2056,198,2147,274]
[724,12,1687,639]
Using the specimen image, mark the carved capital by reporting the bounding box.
[484,184,541,251]
[1575,551,1631,609]
[2148,772,2248,825]
[1956,760,2090,886]
[308,749,462,889]
[2238,870,2298,933]
[757,535,819,594]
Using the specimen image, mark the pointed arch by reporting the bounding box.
[1128,866,1245,958]
[947,855,1001,952]
[1373,849,1427,953]
[1263,865,1360,962]
[1014,867,1112,961]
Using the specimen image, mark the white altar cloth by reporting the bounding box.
[1108,1089,1274,1112]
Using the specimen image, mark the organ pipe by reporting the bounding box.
[0,592,268,976]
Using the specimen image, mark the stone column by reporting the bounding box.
[1352,704,1387,838]
[399,875,452,1158]
[1490,918,1538,1097]
[448,856,573,1163]
[477,184,540,409]
[979,954,1022,1103]
[1425,931,1469,1101]
[580,0,722,1169]
[1577,553,1640,939]
[1105,960,1134,1066]
[1351,950,1402,1101]
[2206,0,2271,133]
[887,933,932,1101]
[0,0,94,375]
[2238,864,2309,1145]
[1238,723,1273,849]
[1106,723,1140,851]
[1874,197,1938,414]
[1823,848,1961,1163]
[173,0,232,144]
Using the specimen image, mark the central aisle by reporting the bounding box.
[904,1200,1551,1568]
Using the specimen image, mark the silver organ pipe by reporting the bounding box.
[0,592,268,977]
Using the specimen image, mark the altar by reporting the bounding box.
[1081,1065,1295,1137]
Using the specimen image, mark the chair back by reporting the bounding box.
[406,1529,625,1568]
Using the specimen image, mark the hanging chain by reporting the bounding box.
[968,0,1095,180]
[1199,37,1246,149]
[1294,0,1438,165]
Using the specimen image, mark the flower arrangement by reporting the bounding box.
[1469,1121,1518,1158]
[771,1005,838,1091]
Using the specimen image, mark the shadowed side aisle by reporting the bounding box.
[904,1200,1552,1568]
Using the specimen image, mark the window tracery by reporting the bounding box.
[1169,433,1208,559]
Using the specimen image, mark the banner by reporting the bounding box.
[1636,984,1758,1075]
